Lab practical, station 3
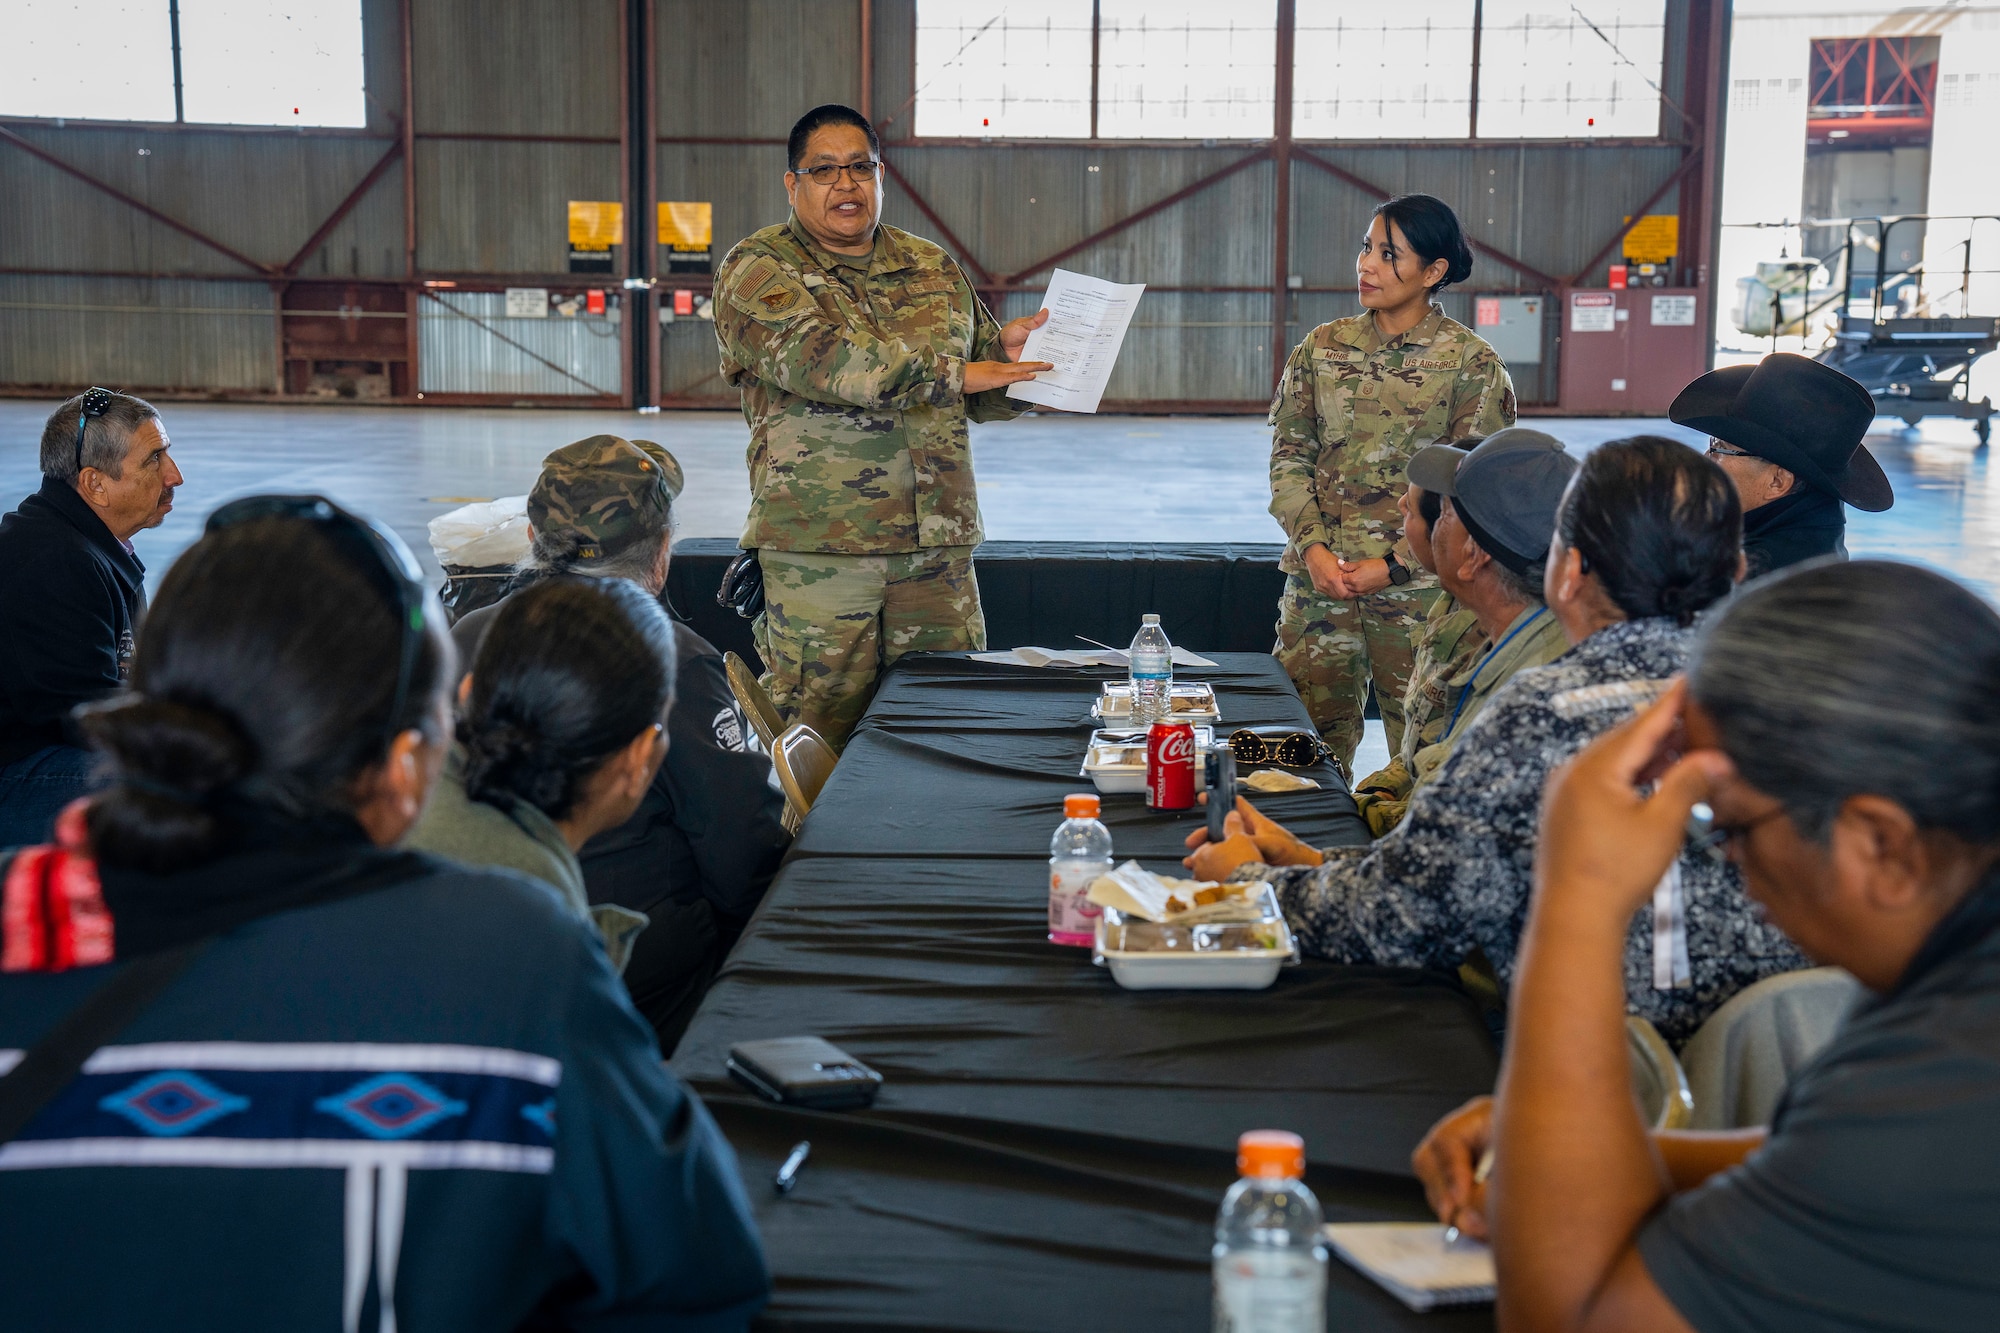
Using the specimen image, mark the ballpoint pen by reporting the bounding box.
[1443,1147,1495,1246]
[774,1140,811,1194]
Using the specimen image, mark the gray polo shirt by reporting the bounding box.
[1637,874,2000,1330]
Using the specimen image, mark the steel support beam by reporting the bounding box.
[1271,0,1296,384]
[401,0,420,396]
[997,148,1272,287]
[882,159,994,287]
[1562,148,1705,286]
[1292,145,1562,290]
[282,141,404,275]
[0,126,274,275]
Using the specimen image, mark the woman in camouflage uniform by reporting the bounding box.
[1269,194,1517,772]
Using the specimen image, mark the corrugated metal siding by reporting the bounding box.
[414,0,619,138]
[0,125,404,276]
[416,139,622,273]
[0,274,276,390]
[659,0,862,139]
[418,290,621,395]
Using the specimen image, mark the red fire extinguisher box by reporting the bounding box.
[1558,287,1706,414]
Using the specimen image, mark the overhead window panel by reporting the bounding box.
[1293,2,1476,140]
[915,1,1093,138]
[0,1,176,122]
[1096,0,1276,140]
[1476,0,1666,138]
[177,0,366,127]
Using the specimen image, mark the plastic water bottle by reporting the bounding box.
[1213,1130,1327,1333]
[1128,613,1173,724]
[1048,793,1113,947]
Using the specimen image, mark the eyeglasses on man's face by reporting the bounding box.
[794,159,880,186]
[1706,440,1755,460]
[1685,800,1788,865]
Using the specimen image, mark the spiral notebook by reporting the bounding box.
[1323,1223,1496,1312]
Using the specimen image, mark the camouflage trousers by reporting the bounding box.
[753,545,985,750]
[1273,575,1438,775]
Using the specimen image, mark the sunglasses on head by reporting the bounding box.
[1227,729,1331,769]
[72,386,115,475]
[204,495,428,753]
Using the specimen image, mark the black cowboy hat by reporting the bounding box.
[1669,353,1892,512]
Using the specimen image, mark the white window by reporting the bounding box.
[1095,0,1276,140]
[914,1,1093,138]
[2,1,178,122]
[1475,0,1665,138]
[178,1,366,127]
[1294,2,1476,140]
[0,0,364,127]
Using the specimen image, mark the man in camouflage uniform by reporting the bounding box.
[1349,481,1486,837]
[1269,302,1515,771]
[714,104,1050,748]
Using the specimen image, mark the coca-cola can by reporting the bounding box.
[1146,721,1197,810]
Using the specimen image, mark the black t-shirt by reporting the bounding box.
[1638,875,2000,1330]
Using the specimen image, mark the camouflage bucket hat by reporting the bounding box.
[528,434,679,560]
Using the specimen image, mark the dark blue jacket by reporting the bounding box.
[0,842,770,1332]
[0,476,146,765]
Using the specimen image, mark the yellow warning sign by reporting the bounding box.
[658,201,713,250]
[1622,214,1679,264]
[567,200,623,249]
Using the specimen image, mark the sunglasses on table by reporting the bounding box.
[1227,730,1331,769]
[794,159,880,185]
[204,495,429,753]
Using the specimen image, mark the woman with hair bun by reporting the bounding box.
[0,498,768,1330]
[1196,438,1807,1047]
[408,575,675,972]
[1270,192,1519,773]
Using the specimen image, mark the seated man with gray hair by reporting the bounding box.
[452,435,790,1050]
[0,388,184,846]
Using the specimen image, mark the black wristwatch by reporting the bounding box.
[1384,553,1412,587]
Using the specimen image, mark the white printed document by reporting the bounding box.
[1004,268,1145,414]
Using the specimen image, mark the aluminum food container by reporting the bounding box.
[1092,883,1300,990]
[1080,726,1214,794]
[1092,681,1221,725]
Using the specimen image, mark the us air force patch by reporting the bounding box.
[712,706,746,752]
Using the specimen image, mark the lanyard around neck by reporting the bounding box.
[1445,606,1550,737]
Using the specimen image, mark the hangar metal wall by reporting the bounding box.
[2,0,1725,411]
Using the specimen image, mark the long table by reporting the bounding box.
[670,652,1499,1331]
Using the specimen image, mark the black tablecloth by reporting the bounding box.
[665,539,1290,675]
[671,652,1499,1332]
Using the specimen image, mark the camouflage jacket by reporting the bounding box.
[1268,305,1516,577]
[715,215,1024,554]
[1244,617,1808,1046]
[1352,592,1486,833]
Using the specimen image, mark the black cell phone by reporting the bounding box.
[726,1036,883,1110]
[1207,747,1237,845]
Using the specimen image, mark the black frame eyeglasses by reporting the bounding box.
[72,386,115,476]
[795,159,879,186]
[1705,440,1754,460]
[204,495,429,754]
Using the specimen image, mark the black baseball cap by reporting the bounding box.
[1406,428,1578,577]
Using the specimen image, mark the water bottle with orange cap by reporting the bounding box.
[1213,1129,1327,1331]
[1048,792,1112,946]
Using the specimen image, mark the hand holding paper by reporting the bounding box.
[1005,268,1146,414]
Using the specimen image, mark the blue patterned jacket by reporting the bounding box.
[0,844,769,1332]
[1255,616,1808,1046]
